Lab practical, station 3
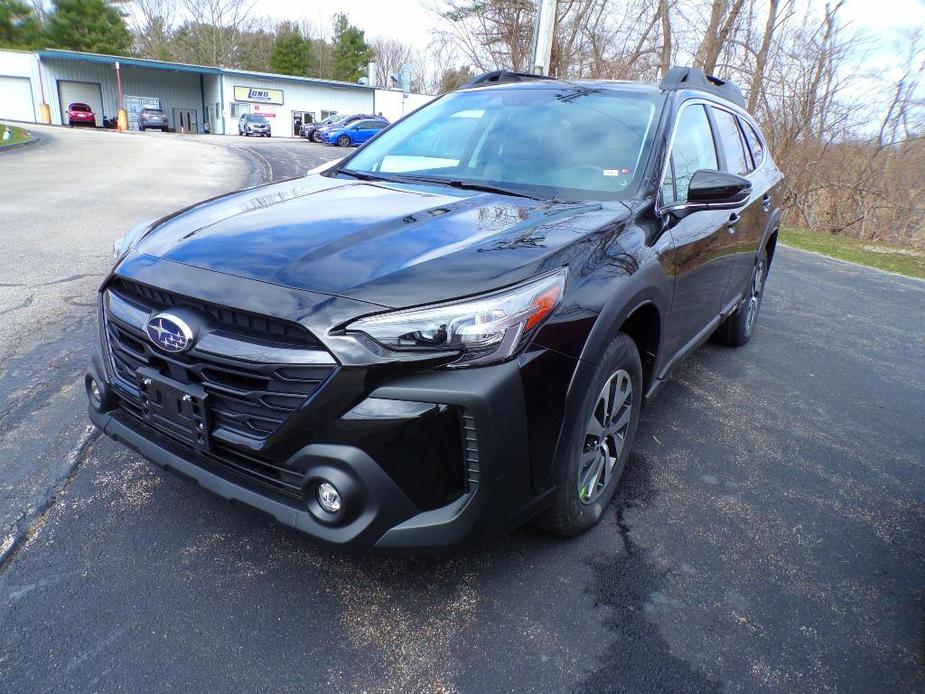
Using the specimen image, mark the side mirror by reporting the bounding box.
[685,169,752,208]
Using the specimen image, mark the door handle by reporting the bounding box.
[762,194,772,212]
[726,212,741,232]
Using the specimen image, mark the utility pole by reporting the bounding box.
[529,0,557,75]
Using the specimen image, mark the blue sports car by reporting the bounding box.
[324,118,388,146]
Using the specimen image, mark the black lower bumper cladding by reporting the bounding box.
[87,354,552,553]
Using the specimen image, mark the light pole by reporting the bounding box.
[529,0,557,75]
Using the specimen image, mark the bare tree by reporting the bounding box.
[371,37,415,88]
[129,0,177,60]
[694,0,748,74]
[178,0,256,67]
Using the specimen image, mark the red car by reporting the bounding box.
[67,102,96,127]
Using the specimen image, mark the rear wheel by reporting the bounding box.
[536,333,642,536]
[714,249,768,347]
[337,134,351,147]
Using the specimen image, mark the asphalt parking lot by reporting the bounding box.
[0,126,922,692]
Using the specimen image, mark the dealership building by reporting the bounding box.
[0,48,433,137]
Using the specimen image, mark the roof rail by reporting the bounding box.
[459,70,558,89]
[658,66,745,108]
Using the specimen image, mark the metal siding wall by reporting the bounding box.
[121,66,203,131]
[202,74,222,134]
[40,60,206,130]
[373,89,435,123]
[222,73,374,138]
[42,59,119,124]
[0,49,43,122]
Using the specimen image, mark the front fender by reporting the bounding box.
[529,227,673,492]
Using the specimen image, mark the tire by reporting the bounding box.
[312,131,323,143]
[337,134,351,147]
[713,248,769,347]
[139,125,145,132]
[536,333,643,536]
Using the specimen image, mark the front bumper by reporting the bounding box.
[87,349,552,553]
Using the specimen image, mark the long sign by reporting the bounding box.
[233,86,284,105]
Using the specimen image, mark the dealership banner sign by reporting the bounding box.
[234,86,284,105]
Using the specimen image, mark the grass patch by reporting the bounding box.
[0,124,32,148]
[779,227,925,280]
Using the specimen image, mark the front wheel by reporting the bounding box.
[713,249,768,347]
[536,333,642,536]
[337,134,351,147]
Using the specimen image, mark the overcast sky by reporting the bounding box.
[258,0,925,56]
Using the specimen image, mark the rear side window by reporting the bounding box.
[741,120,764,168]
[711,107,751,176]
[661,104,718,205]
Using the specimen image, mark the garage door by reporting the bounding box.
[58,80,103,126]
[0,76,35,122]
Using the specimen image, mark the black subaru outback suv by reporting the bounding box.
[87,67,782,551]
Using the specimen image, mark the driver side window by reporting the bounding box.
[661,105,718,206]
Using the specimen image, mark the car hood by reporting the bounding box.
[132,175,622,308]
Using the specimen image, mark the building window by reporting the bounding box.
[321,110,338,120]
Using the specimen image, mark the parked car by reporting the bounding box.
[312,114,385,142]
[138,107,168,132]
[91,67,782,552]
[67,103,96,127]
[301,114,344,140]
[324,118,388,146]
[238,113,271,137]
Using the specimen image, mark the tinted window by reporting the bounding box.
[661,104,718,205]
[344,87,661,202]
[70,104,90,112]
[712,107,750,176]
[741,120,764,167]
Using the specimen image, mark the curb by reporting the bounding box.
[0,131,38,154]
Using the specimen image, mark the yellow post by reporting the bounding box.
[117,108,128,132]
[38,103,51,124]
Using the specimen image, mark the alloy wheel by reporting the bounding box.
[578,369,633,504]
[745,256,766,335]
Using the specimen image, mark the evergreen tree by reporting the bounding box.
[331,13,372,83]
[46,0,132,55]
[0,0,40,48]
[269,23,311,77]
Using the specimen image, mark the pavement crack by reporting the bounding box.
[0,293,34,317]
[0,425,100,574]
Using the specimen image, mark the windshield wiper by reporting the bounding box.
[336,169,390,182]
[395,175,543,200]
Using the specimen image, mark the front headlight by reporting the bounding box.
[347,268,567,366]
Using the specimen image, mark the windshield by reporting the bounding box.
[142,109,163,115]
[340,86,662,201]
[247,115,268,123]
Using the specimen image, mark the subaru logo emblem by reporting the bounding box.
[146,313,194,353]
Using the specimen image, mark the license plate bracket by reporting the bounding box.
[136,367,210,451]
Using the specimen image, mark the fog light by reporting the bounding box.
[316,482,342,514]
[88,377,102,409]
